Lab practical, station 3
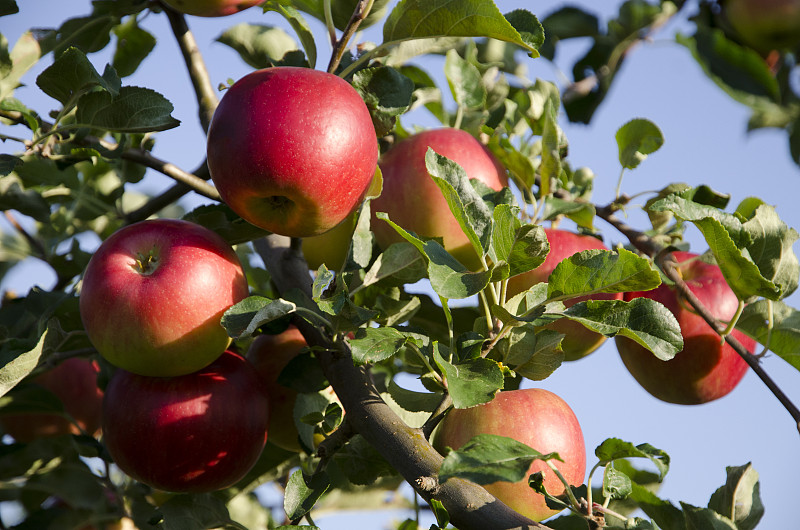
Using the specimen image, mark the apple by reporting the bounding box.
[80,219,249,377]
[615,251,757,405]
[160,0,262,17]
[432,388,586,522]
[371,128,508,269]
[0,357,103,442]
[246,326,340,451]
[245,326,307,452]
[102,351,270,493]
[725,0,800,52]
[301,210,358,272]
[506,228,623,361]
[206,67,378,238]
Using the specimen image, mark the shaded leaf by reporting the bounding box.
[738,300,800,370]
[221,296,297,339]
[75,85,180,133]
[433,344,503,409]
[284,470,330,521]
[347,326,407,365]
[216,23,301,69]
[708,463,763,530]
[439,433,549,484]
[616,118,664,170]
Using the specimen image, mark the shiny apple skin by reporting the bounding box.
[0,358,104,442]
[726,0,800,52]
[207,67,378,238]
[102,351,270,493]
[615,251,756,405]
[371,128,508,269]
[507,228,623,361]
[161,0,261,17]
[79,219,249,377]
[432,388,586,522]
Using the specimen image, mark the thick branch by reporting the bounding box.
[253,234,548,530]
[597,204,800,432]
[162,3,219,132]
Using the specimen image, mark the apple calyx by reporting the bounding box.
[134,251,160,276]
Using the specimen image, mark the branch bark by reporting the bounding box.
[253,234,549,530]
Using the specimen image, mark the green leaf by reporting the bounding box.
[738,300,800,370]
[681,503,738,530]
[376,212,492,299]
[36,47,118,105]
[426,148,493,259]
[546,248,661,301]
[111,17,155,77]
[383,0,542,57]
[0,31,46,100]
[444,49,485,110]
[603,465,633,500]
[616,118,664,170]
[75,85,180,132]
[433,344,503,409]
[539,99,560,196]
[629,481,684,530]
[0,0,18,16]
[0,321,56,398]
[595,438,670,481]
[159,493,234,530]
[221,296,297,339]
[347,326,407,365]
[386,379,442,413]
[707,463,763,530]
[182,203,270,245]
[360,242,426,288]
[562,298,683,361]
[439,433,552,484]
[0,174,51,222]
[677,27,780,105]
[216,23,302,69]
[491,206,549,278]
[430,499,450,529]
[352,66,414,136]
[284,470,330,521]
[740,202,799,299]
[262,1,317,69]
[500,326,564,381]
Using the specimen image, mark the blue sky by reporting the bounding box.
[2,1,799,528]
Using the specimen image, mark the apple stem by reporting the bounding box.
[546,460,581,510]
[322,0,336,47]
[756,299,775,358]
[718,300,745,339]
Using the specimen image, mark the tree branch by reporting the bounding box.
[327,0,374,74]
[120,149,219,201]
[162,3,219,132]
[253,234,549,530]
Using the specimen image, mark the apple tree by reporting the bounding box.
[0,0,799,529]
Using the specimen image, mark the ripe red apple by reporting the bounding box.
[245,327,307,452]
[432,388,586,522]
[80,219,249,377]
[102,351,270,493]
[371,128,508,269]
[615,251,756,405]
[161,0,262,17]
[725,0,800,52]
[506,228,623,361]
[0,358,103,442]
[207,67,378,238]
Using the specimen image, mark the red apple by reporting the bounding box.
[102,351,270,493]
[0,358,103,442]
[371,128,508,269]
[207,67,378,238]
[161,0,262,17]
[507,228,623,361]
[245,327,307,452]
[725,0,800,52]
[432,388,586,522]
[80,219,249,377]
[615,251,756,405]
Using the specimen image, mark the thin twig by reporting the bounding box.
[162,3,219,132]
[327,0,375,74]
[120,149,220,200]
